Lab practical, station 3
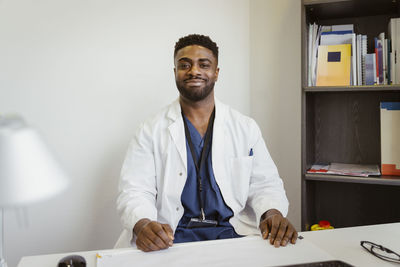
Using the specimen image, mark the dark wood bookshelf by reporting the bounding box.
[305,173,400,186]
[301,0,400,231]
[305,0,399,21]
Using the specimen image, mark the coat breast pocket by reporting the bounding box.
[229,156,254,207]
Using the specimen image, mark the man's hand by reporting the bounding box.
[259,209,298,247]
[134,218,174,252]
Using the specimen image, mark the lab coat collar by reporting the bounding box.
[165,97,226,121]
[166,97,227,174]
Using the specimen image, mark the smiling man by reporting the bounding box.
[116,34,297,251]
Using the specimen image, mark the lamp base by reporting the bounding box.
[0,258,7,267]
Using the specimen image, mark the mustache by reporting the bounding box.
[184,76,207,82]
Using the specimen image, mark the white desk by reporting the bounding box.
[300,222,400,266]
[17,223,400,267]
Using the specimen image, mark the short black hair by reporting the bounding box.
[174,34,219,61]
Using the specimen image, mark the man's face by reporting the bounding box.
[174,45,219,102]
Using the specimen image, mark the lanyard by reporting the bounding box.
[182,108,215,220]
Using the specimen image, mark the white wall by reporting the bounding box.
[0,1,250,266]
[250,0,302,229]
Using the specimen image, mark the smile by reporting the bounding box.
[185,78,206,85]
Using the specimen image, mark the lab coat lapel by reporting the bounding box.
[167,99,187,172]
[212,99,226,188]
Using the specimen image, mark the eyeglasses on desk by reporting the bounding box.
[360,240,400,264]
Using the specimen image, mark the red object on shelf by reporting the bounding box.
[319,220,331,228]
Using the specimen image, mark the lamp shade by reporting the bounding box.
[0,115,68,207]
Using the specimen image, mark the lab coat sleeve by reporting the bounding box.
[247,119,289,225]
[116,122,158,244]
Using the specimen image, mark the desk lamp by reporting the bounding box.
[0,115,68,267]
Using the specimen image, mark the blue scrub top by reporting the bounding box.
[174,116,241,243]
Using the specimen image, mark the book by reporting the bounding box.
[365,53,376,85]
[316,44,352,86]
[357,34,362,85]
[372,52,377,84]
[321,24,354,33]
[361,35,367,85]
[308,23,313,86]
[308,23,321,86]
[379,32,387,84]
[375,37,384,84]
[321,30,353,35]
[331,24,354,32]
[381,102,400,176]
[387,39,391,84]
[388,18,399,84]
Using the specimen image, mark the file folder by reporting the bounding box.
[316,44,351,86]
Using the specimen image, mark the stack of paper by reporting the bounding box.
[307,163,381,177]
[307,164,329,174]
[327,163,381,177]
[97,236,336,267]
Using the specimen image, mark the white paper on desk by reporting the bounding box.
[96,236,335,267]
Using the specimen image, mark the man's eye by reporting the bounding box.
[200,64,210,68]
[179,64,190,69]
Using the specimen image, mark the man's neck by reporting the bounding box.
[180,93,215,137]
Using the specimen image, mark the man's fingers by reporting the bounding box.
[281,236,290,247]
[140,235,161,251]
[279,220,292,247]
[269,216,281,245]
[291,230,298,244]
[260,213,299,248]
[148,223,171,249]
[259,220,270,239]
[272,218,288,247]
[136,221,173,252]
[136,238,152,252]
[162,224,174,245]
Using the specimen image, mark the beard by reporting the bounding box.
[176,80,215,102]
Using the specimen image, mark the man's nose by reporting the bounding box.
[188,65,201,75]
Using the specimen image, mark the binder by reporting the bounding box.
[316,44,351,86]
[365,54,376,85]
[361,35,367,85]
[381,102,400,176]
[320,33,356,85]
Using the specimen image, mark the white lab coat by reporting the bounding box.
[115,98,288,248]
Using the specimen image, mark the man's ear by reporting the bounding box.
[215,67,220,81]
[174,68,176,76]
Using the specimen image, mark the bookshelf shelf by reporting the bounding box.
[305,0,398,21]
[304,85,400,92]
[305,173,400,186]
[301,0,400,231]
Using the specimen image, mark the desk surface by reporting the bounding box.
[17,222,400,267]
